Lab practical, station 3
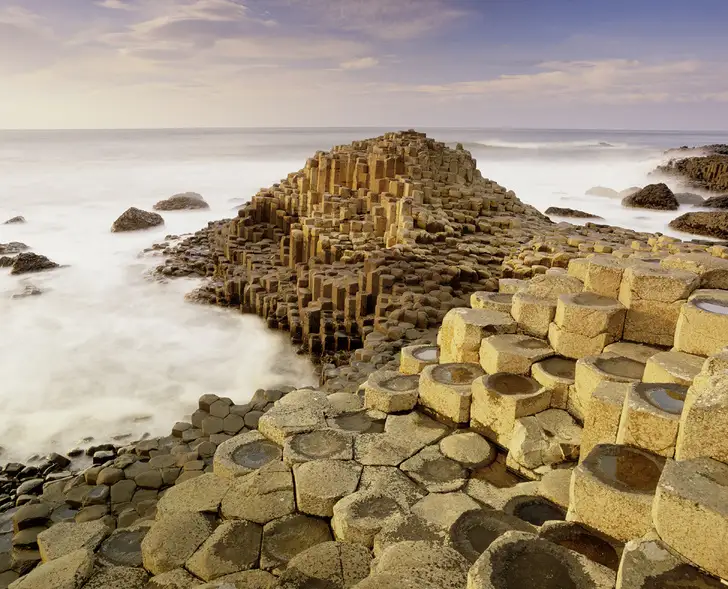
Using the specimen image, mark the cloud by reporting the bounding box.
[96,0,137,10]
[340,57,379,70]
[392,59,728,104]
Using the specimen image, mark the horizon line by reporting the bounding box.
[1,125,727,135]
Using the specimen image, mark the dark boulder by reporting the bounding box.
[622,183,679,210]
[10,253,60,275]
[703,194,728,209]
[111,207,164,232]
[153,192,209,211]
[0,256,15,268]
[545,207,602,219]
[669,212,728,240]
[674,192,705,205]
[3,216,26,224]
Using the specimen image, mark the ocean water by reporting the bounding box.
[0,127,725,462]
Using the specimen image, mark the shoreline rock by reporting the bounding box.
[621,183,679,211]
[153,192,209,211]
[544,207,602,219]
[10,252,60,275]
[703,194,728,209]
[669,211,728,239]
[655,145,728,193]
[111,208,164,233]
[3,216,26,225]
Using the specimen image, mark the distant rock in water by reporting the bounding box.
[674,192,705,205]
[586,186,619,198]
[10,252,59,275]
[12,284,43,299]
[622,183,679,210]
[153,192,209,211]
[0,256,15,267]
[111,207,164,232]
[670,211,728,239]
[0,242,29,255]
[544,207,602,219]
[703,194,728,209]
[618,187,641,198]
[3,216,26,224]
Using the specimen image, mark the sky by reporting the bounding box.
[1,0,728,130]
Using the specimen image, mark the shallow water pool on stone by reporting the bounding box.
[381,375,419,391]
[232,439,281,469]
[594,356,645,380]
[433,364,482,385]
[539,357,576,379]
[638,383,687,415]
[516,338,550,350]
[695,299,728,315]
[413,346,439,361]
[487,373,540,395]
[589,446,663,493]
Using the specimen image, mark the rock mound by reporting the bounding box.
[656,153,728,193]
[153,192,209,211]
[10,252,60,275]
[622,183,679,210]
[674,192,705,205]
[703,195,728,209]
[544,207,602,219]
[111,207,164,232]
[3,216,26,224]
[586,187,619,198]
[669,211,728,239]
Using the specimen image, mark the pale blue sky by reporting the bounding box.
[1,0,727,129]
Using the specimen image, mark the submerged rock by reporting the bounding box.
[674,192,705,205]
[10,253,60,275]
[585,186,619,198]
[111,207,164,232]
[544,207,602,219]
[0,242,29,255]
[12,284,43,299]
[703,194,728,209]
[669,211,728,239]
[622,183,679,210]
[3,216,26,224]
[153,192,209,211]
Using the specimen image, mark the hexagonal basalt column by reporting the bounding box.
[293,459,362,517]
[571,353,645,422]
[470,373,551,447]
[479,334,554,375]
[652,457,728,580]
[471,291,513,313]
[438,308,516,364]
[568,444,665,542]
[674,289,728,356]
[400,445,468,493]
[580,382,631,463]
[399,344,439,375]
[214,431,283,479]
[364,370,420,413]
[618,265,699,346]
[549,292,626,360]
[675,372,728,463]
[511,292,556,339]
[331,490,408,547]
[583,255,629,298]
[616,383,688,457]
[418,362,485,424]
[508,409,582,471]
[538,521,621,572]
[642,351,703,387]
[467,531,616,589]
[531,356,576,410]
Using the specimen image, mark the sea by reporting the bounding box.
[1,127,726,462]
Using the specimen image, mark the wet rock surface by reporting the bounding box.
[111,207,164,232]
[669,211,728,239]
[621,183,679,211]
[544,207,602,219]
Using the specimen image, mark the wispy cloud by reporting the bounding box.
[96,0,138,10]
[339,57,379,70]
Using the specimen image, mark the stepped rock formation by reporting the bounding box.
[656,145,728,193]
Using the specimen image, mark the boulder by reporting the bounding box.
[669,211,728,239]
[586,187,620,198]
[9,254,57,275]
[544,207,602,219]
[674,192,705,205]
[153,192,209,211]
[703,194,728,208]
[3,216,25,224]
[111,207,164,232]
[621,183,679,210]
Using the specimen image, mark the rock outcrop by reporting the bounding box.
[674,192,705,205]
[153,192,210,211]
[0,242,29,256]
[656,150,728,193]
[111,208,164,232]
[3,216,26,225]
[621,183,679,210]
[10,253,59,275]
[669,212,728,239]
[544,207,602,219]
[704,194,728,209]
